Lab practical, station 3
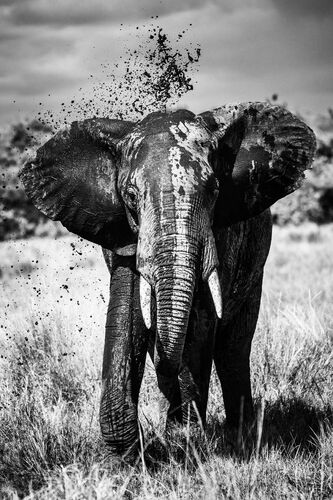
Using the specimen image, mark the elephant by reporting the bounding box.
[20,102,316,460]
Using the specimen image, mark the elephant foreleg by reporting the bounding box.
[214,275,263,428]
[100,257,148,459]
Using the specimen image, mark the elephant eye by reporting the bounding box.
[126,187,137,209]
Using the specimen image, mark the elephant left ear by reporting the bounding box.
[200,102,316,226]
[19,118,136,250]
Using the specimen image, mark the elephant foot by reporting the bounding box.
[224,395,255,430]
[100,414,143,464]
[102,435,142,466]
[103,443,135,464]
[223,409,258,457]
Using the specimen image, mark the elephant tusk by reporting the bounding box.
[208,268,222,319]
[140,275,152,329]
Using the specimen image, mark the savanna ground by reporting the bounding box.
[0,223,332,499]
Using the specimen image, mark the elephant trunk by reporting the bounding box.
[139,230,222,376]
[154,257,197,377]
[137,200,222,401]
[149,234,198,416]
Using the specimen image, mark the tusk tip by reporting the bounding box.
[143,317,151,330]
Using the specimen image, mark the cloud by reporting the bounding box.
[0,30,22,43]
[171,2,333,113]
[0,24,78,81]
[3,0,268,27]
[270,0,333,18]
[0,70,80,97]
[0,0,21,5]
[4,0,207,26]
[0,0,332,128]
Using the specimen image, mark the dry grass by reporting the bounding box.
[0,224,332,499]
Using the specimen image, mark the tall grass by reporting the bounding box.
[0,224,332,498]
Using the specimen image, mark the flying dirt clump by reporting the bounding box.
[39,22,201,129]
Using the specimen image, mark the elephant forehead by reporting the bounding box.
[125,132,174,183]
[168,145,212,194]
[121,120,214,192]
[169,120,213,162]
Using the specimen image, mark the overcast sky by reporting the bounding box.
[0,0,332,127]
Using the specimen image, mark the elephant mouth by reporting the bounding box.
[139,267,222,330]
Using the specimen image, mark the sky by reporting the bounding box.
[0,0,332,127]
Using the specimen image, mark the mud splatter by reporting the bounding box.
[38,20,201,130]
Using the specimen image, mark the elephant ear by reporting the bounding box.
[20,118,136,250]
[200,102,316,226]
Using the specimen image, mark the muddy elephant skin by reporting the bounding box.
[20,102,316,458]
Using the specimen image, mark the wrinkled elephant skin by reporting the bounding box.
[20,103,316,458]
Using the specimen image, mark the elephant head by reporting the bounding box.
[20,103,316,382]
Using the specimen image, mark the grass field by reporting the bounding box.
[0,224,332,499]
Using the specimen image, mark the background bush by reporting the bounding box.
[0,120,65,241]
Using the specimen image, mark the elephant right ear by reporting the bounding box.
[200,103,316,226]
[20,118,136,250]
